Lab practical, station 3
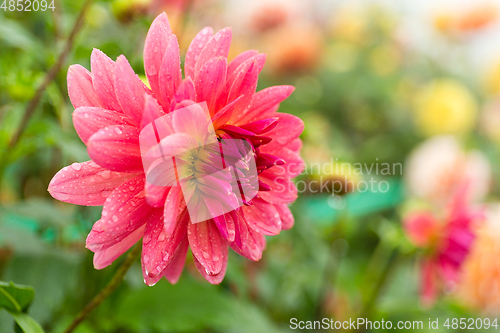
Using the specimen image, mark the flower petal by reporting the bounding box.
[86,176,151,252]
[211,96,242,130]
[172,104,211,145]
[158,34,182,109]
[194,57,227,115]
[67,65,103,109]
[230,211,266,261]
[193,246,228,285]
[142,208,188,284]
[145,182,170,207]
[91,49,122,112]
[115,55,150,125]
[243,198,281,235]
[164,186,185,235]
[187,219,226,275]
[260,146,305,178]
[288,138,303,152]
[238,117,278,134]
[233,85,295,125]
[264,113,304,148]
[141,94,165,130]
[48,161,133,206]
[171,77,196,108]
[163,237,188,284]
[228,49,258,77]
[225,56,263,115]
[87,125,143,173]
[259,171,298,204]
[184,27,213,79]
[274,203,294,230]
[92,225,145,270]
[213,211,236,242]
[144,12,172,99]
[194,27,232,75]
[73,106,132,144]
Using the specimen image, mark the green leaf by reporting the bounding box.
[0,281,35,313]
[112,277,284,333]
[8,311,45,333]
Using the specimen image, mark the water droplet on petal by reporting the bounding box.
[71,163,82,171]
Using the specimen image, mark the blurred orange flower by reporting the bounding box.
[434,3,498,34]
[262,25,323,75]
[458,210,500,314]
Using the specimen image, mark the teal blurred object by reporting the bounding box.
[302,179,404,225]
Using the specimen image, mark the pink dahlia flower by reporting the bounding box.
[403,185,483,305]
[48,13,304,285]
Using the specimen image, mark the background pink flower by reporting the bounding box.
[403,185,484,305]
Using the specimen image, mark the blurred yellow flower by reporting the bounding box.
[369,44,401,76]
[414,79,477,136]
[330,6,367,44]
[458,213,500,315]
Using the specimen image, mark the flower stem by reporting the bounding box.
[63,244,142,333]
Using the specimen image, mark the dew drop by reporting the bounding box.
[112,215,119,222]
[71,162,82,171]
[114,127,123,135]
